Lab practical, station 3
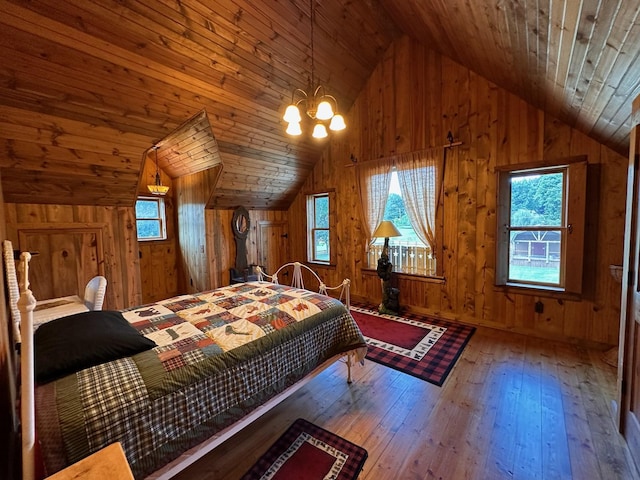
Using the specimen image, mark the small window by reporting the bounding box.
[307,193,332,264]
[136,197,167,241]
[496,159,587,293]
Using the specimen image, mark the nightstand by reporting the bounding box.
[46,442,134,480]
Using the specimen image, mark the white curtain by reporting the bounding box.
[355,158,393,247]
[395,148,443,256]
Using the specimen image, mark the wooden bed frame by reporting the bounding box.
[16,256,357,480]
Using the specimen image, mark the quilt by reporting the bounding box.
[35,282,366,479]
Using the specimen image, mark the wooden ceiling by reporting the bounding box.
[0,0,638,208]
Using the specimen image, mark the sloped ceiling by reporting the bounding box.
[153,109,221,180]
[0,1,639,208]
[381,0,640,157]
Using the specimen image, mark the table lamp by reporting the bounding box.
[372,221,401,314]
[372,221,402,258]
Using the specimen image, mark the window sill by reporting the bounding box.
[494,283,581,301]
[361,268,445,284]
[306,261,335,269]
[138,238,169,243]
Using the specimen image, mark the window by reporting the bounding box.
[307,192,333,264]
[367,171,436,275]
[135,197,167,241]
[496,159,587,293]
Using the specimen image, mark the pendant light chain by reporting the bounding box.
[281,0,347,138]
[310,0,315,90]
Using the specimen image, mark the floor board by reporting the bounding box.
[172,327,638,479]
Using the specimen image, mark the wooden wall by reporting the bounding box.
[137,158,179,304]
[288,36,627,347]
[174,168,219,294]
[204,209,288,287]
[4,204,142,310]
[174,169,288,291]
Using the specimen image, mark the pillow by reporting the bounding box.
[34,310,157,384]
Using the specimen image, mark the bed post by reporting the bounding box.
[17,252,36,480]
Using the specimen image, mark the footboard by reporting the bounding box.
[257,261,351,308]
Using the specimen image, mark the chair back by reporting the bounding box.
[2,240,22,342]
[84,276,107,310]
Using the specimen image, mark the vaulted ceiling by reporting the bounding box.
[1,0,639,208]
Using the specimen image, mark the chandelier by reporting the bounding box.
[282,0,346,139]
[147,146,170,196]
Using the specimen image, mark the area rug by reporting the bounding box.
[350,305,475,386]
[241,418,368,480]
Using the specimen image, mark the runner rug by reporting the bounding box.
[350,305,476,386]
[240,418,368,480]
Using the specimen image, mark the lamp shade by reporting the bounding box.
[372,221,402,238]
[148,184,170,195]
[315,100,334,120]
[312,123,328,139]
[286,121,302,136]
[329,114,346,131]
[283,104,302,123]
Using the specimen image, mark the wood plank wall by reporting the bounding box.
[137,158,178,304]
[3,203,142,310]
[172,153,290,293]
[288,35,627,347]
[204,209,288,287]
[174,169,218,294]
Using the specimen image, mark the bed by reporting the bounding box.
[14,255,366,480]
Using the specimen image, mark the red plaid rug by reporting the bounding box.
[241,418,367,480]
[350,305,475,386]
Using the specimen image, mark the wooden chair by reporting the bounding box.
[84,276,107,310]
[3,241,99,337]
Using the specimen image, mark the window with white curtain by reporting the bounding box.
[367,170,436,275]
[358,148,442,277]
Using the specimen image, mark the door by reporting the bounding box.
[258,221,289,278]
[620,114,640,472]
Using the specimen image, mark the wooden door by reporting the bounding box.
[257,221,289,277]
[17,227,104,301]
[620,103,640,474]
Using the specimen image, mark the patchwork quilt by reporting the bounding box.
[35,282,367,479]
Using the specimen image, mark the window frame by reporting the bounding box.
[495,157,587,295]
[135,196,168,242]
[306,191,335,265]
[366,168,441,278]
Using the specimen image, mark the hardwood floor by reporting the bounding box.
[173,327,638,479]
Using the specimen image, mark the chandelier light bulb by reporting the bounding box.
[329,114,346,131]
[312,123,328,139]
[286,121,302,136]
[315,100,334,120]
[283,104,302,123]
